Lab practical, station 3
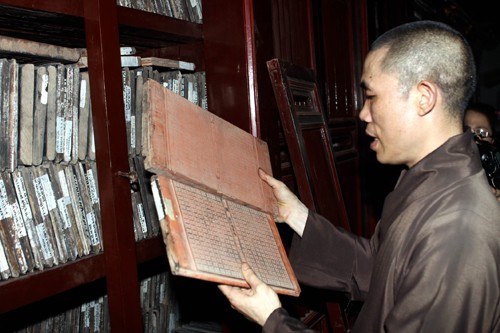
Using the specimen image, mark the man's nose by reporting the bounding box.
[359,102,371,123]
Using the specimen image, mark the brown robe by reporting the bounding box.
[264,132,500,333]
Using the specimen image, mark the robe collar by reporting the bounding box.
[379,131,482,234]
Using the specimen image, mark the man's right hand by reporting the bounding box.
[258,169,309,237]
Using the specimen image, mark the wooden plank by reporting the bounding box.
[0,35,82,63]
[45,65,57,162]
[6,58,18,172]
[18,64,35,166]
[1,171,34,275]
[77,71,91,161]
[142,79,276,215]
[140,57,195,71]
[20,166,58,268]
[32,66,48,166]
[142,79,299,296]
[151,174,300,296]
[0,59,9,171]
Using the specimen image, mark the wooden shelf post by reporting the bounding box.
[83,0,143,331]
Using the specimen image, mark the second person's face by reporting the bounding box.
[464,110,494,143]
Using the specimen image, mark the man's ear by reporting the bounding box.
[416,80,437,116]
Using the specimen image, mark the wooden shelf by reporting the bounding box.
[0,3,203,52]
[136,235,166,264]
[0,254,105,314]
[0,235,165,315]
[117,6,203,52]
[0,4,85,48]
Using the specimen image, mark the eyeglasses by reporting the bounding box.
[471,127,493,140]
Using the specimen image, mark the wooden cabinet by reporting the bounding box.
[0,1,257,331]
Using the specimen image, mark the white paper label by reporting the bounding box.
[39,174,57,211]
[86,169,99,205]
[57,197,71,230]
[137,202,147,234]
[36,222,54,260]
[151,180,165,221]
[41,73,49,105]
[56,116,65,154]
[86,212,100,246]
[64,119,73,162]
[11,202,27,238]
[130,115,136,149]
[172,80,180,95]
[90,127,95,156]
[13,174,33,221]
[83,302,90,328]
[0,240,9,272]
[94,302,102,331]
[80,79,87,108]
[123,85,132,122]
[58,170,70,197]
[0,179,12,219]
[33,176,49,218]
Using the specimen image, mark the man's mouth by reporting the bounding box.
[365,131,379,150]
[370,137,379,150]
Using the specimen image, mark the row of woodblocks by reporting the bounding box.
[118,0,203,23]
[10,269,179,332]
[120,59,207,242]
[0,160,102,280]
[0,38,206,279]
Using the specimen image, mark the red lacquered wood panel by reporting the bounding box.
[203,0,253,133]
[0,0,82,17]
[83,0,143,331]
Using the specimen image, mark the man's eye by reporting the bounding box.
[365,95,374,100]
